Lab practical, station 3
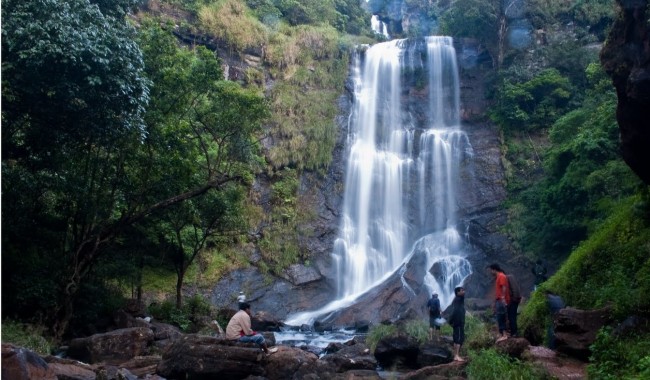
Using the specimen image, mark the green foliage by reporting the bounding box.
[148,300,192,330]
[440,0,497,37]
[520,194,650,349]
[2,0,149,148]
[2,0,149,332]
[467,348,548,379]
[2,9,268,338]
[490,68,573,132]
[588,327,650,380]
[148,294,215,331]
[366,324,398,351]
[1,320,55,355]
[258,168,317,274]
[439,0,497,49]
[501,63,642,258]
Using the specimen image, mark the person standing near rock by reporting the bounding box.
[237,291,246,308]
[544,290,565,349]
[447,286,466,362]
[489,263,510,342]
[426,292,442,339]
[532,259,548,290]
[506,272,522,338]
[226,302,278,355]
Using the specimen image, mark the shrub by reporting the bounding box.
[588,327,650,380]
[148,294,215,331]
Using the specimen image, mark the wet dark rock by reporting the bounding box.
[252,311,284,332]
[600,0,650,184]
[613,315,650,337]
[416,342,453,367]
[321,341,376,373]
[374,334,420,370]
[554,307,613,361]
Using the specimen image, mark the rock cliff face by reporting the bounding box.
[209,38,533,326]
[600,0,650,184]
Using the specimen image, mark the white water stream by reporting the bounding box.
[286,36,473,327]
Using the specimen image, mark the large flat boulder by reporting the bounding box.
[156,334,266,379]
[67,327,154,364]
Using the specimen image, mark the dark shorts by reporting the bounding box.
[429,317,441,329]
[452,325,465,345]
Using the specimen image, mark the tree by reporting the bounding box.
[158,188,247,309]
[2,4,269,339]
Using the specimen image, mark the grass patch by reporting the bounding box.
[366,324,398,351]
[403,319,429,344]
[198,0,268,52]
[1,320,54,355]
[467,348,549,379]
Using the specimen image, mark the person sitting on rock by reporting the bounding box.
[226,302,278,355]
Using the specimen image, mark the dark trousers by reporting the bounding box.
[496,300,507,334]
[507,301,519,337]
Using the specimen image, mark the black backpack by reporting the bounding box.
[507,274,522,302]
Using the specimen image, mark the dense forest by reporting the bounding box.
[2,0,649,378]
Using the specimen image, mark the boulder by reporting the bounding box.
[1,344,57,380]
[149,321,182,341]
[400,362,467,380]
[67,327,154,364]
[263,345,319,380]
[156,334,266,379]
[494,336,530,358]
[416,342,453,367]
[554,307,612,361]
[253,311,284,332]
[374,334,420,370]
[321,341,377,372]
[282,264,322,285]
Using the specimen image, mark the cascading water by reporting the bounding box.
[371,15,390,39]
[286,36,473,326]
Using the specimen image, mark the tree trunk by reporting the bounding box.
[176,269,185,310]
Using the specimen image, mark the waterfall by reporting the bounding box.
[286,37,472,326]
[371,15,390,39]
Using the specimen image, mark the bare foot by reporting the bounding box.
[496,336,508,343]
[453,356,466,362]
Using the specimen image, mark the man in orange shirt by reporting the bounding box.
[488,263,510,342]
